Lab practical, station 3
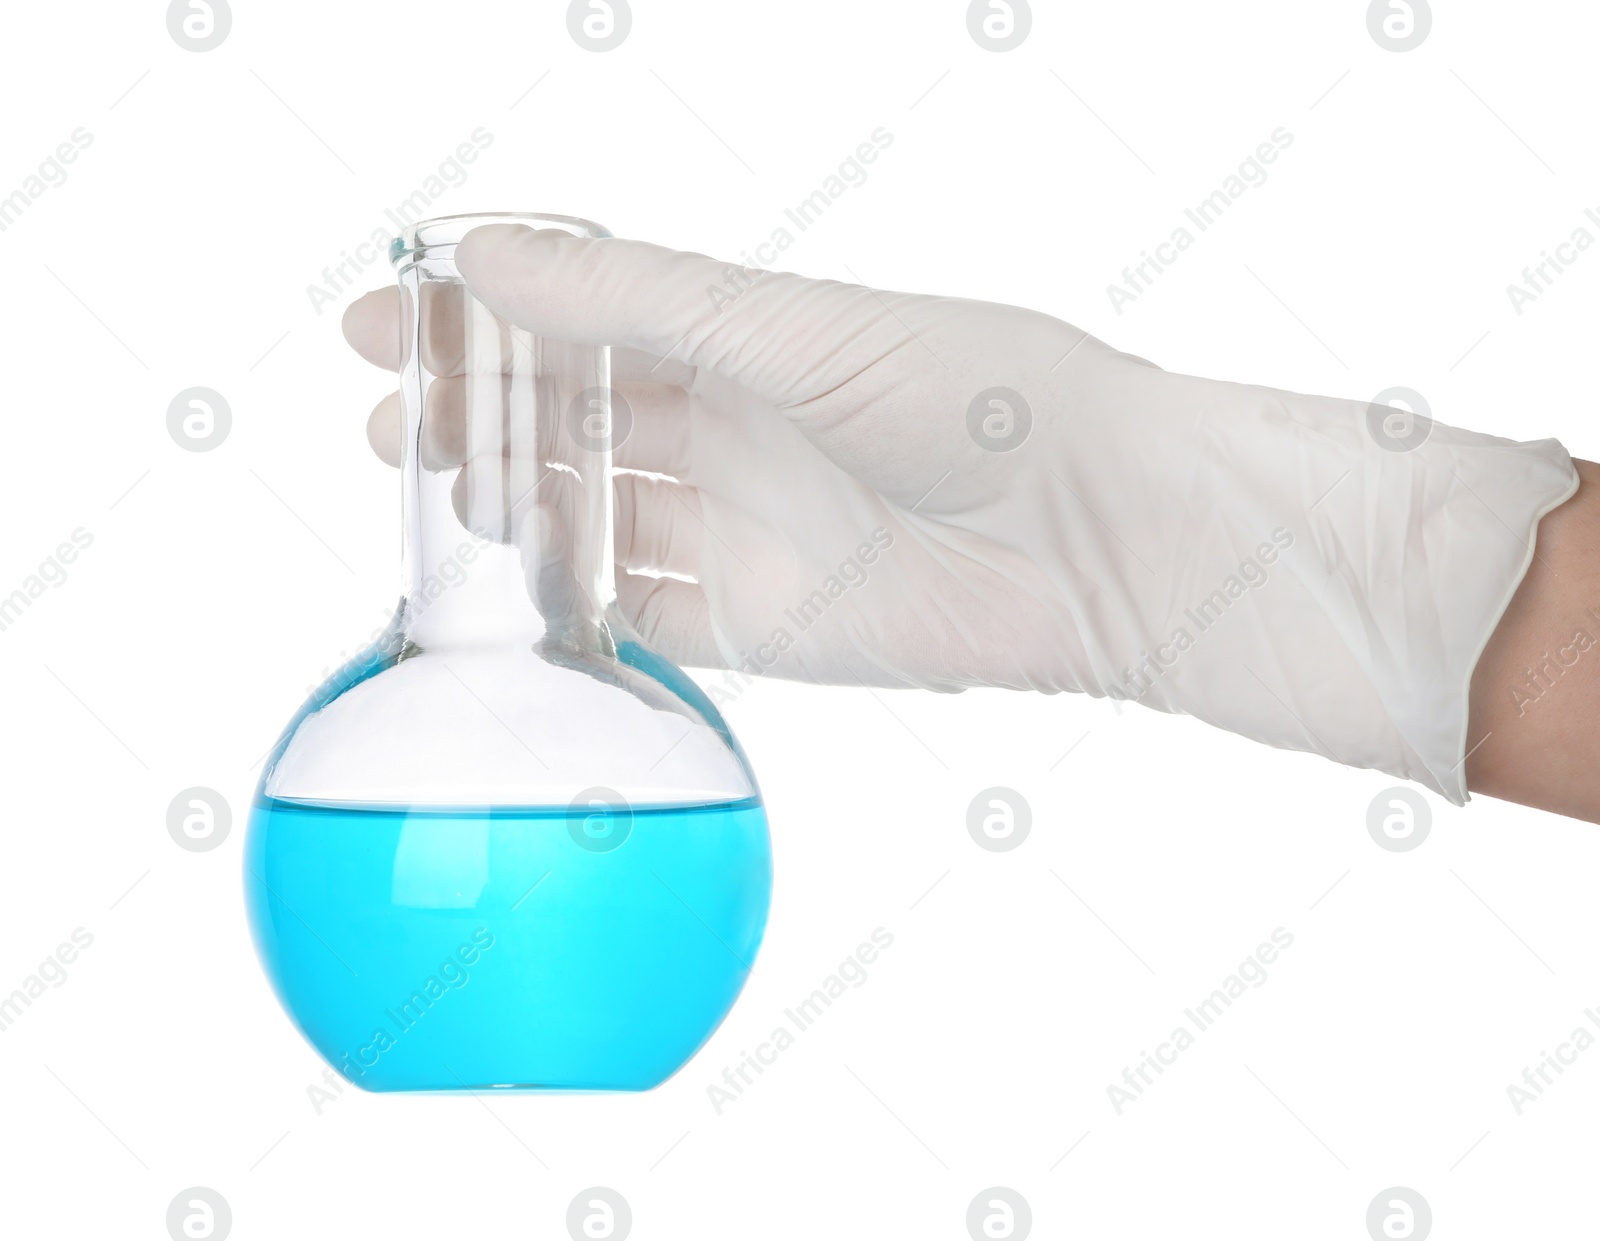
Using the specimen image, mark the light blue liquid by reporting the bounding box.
[244,797,771,1092]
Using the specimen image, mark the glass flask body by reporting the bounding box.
[243,213,771,1092]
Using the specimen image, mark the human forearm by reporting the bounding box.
[1468,459,1600,823]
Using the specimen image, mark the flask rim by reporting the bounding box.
[389,212,612,266]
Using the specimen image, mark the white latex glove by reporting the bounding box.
[351,224,1577,804]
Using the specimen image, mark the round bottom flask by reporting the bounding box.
[243,213,771,1091]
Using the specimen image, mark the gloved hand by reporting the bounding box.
[344,224,1578,803]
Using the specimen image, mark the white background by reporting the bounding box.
[2,1,1597,1237]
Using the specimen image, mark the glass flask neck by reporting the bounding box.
[391,213,617,655]
[257,211,759,810]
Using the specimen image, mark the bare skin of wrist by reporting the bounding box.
[1467,458,1600,823]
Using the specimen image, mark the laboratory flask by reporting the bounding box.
[244,213,772,1091]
